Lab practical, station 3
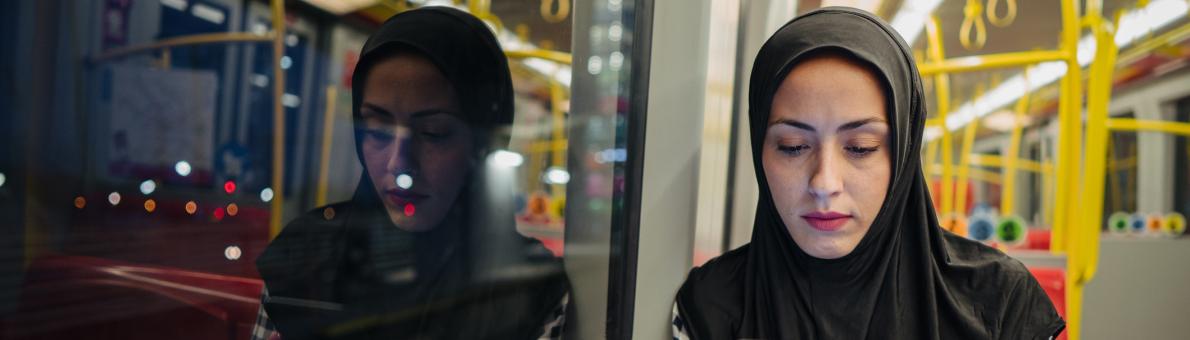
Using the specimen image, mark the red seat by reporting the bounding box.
[1028,266,1066,340]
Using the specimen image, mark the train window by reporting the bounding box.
[1174,97,1190,222]
[0,1,647,339]
[1103,113,1139,229]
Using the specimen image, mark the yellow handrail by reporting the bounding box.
[506,49,574,65]
[967,154,1052,174]
[917,50,1068,76]
[90,32,274,62]
[1105,119,1190,136]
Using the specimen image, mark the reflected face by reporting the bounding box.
[762,53,891,259]
[360,53,474,231]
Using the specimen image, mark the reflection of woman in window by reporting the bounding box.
[673,8,1062,340]
[253,7,569,340]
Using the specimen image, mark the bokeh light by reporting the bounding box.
[224,245,242,261]
[174,161,192,177]
[185,201,198,215]
[260,188,274,202]
[139,180,156,195]
[108,192,121,206]
[396,174,413,189]
[144,199,157,213]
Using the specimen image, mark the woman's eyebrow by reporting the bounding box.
[768,117,886,132]
[837,117,886,132]
[770,119,816,132]
[360,103,393,117]
[361,103,453,118]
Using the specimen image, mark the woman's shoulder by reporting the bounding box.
[676,244,750,313]
[940,232,1033,278]
[681,244,750,290]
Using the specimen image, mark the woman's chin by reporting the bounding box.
[384,211,433,232]
[793,232,859,259]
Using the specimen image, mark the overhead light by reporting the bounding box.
[981,110,1025,132]
[160,0,188,11]
[492,150,525,168]
[300,0,378,15]
[889,0,943,46]
[543,167,571,185]
[191,3,226,25]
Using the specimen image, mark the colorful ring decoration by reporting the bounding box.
[996,215,1028,247]
[1146,213,1164,235]
[1129,213,1147,234]
[940,213,969,238]
[1163,212,1186,237]
[968,214,997,243]
[1107,211,1130,235]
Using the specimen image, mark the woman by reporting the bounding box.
[673,7,1063,340]
[253,7,569,340]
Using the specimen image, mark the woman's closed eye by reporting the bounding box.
[777,144,811,156]
[363,128,395,143]
[844,145,879,158]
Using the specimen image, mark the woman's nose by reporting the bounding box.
[385,126,417,175]
[808,149,843,201]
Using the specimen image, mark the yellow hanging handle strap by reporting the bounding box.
[541,0,570,23]
[986,0,1018,27]
[961,0,988,50]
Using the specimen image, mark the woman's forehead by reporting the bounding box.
[768,56,887,127]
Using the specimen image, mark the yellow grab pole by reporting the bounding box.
[1002,70,1030,215]
[1058,0,1083,338]
[269,0,286,239]
[316,86,337,207]
[1053,0,1081,254]
[1078,8,1117,287]
[955,86,982,217]
[548,79,567,194]
[926,16,956,217]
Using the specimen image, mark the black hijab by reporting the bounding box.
[256,7,568,340]
[675,7,1063,340]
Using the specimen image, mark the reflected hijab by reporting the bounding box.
[256,7,567,340]
[675,7,1063,340]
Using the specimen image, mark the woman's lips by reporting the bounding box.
[801,211,852,232]
[385,189,428,207]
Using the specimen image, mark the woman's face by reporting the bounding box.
[762,53,891,259]
[359,53,475,231]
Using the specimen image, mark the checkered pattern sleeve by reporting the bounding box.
[672,301,691,340]
[250,289,279,340]
[251,289,569,339]
[536,292,569,340]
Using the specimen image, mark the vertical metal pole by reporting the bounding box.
[1058,0,1083,338]
[926,16,955,216]
[316,86,336,207]
[269,0,286,238]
